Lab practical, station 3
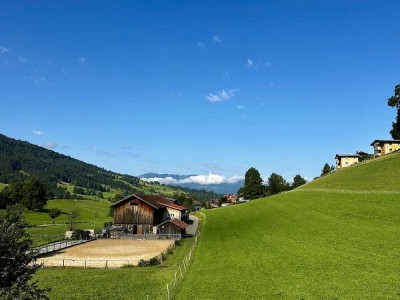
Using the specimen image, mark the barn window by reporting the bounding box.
[130,202,138,207]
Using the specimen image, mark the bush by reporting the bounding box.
[137,256,160,267]
[71,229,91,240]
[104,221,113,228]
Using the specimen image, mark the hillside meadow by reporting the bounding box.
[24,199,112,246]
[175,191,400,299]
[301,151,400,192]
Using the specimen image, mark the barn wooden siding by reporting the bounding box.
[113,199,154,224]
[158,222,182,235]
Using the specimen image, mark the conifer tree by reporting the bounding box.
[238,167,265,200]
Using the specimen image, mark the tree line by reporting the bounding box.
[237,167,308,200]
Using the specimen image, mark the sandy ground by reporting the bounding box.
[37,239,174,268]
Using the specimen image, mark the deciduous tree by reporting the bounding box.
[292,175,307,189]
[0,206,49,299]
[267,173,290,195]
[68,209,80,231]
[387,84,400,139]
[48,208,62,224]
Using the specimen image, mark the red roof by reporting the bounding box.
[111,194,187,211]
[158,218,188,229]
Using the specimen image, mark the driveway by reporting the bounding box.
[186,215,199,235]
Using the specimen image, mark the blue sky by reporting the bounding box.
[1,1,399,183]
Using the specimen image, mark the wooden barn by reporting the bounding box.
[111,194,187,235]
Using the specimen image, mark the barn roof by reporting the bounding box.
[111,194,186,211]
[157,218,188,229]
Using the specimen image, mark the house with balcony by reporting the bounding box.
[370,140,400,157]
[335,154,360,169]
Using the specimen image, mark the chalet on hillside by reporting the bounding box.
[335,154,360,169]
[111,194,188,235]
[370,140,400,157]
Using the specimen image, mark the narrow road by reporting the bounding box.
[186,215,199,235]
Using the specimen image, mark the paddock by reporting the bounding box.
[37,239,174,268]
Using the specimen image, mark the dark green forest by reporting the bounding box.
[0,134,219,201]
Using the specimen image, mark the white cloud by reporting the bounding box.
[247,58,271,69]
[212,35,222,43]
[0,46,9,54]
[33,130,43,136]
[19,56,27,63]
[142,177,178,185]
[206,89,237,103]
[142,173,243,185]
[43,142,57,149]
[33,76,47,84]
[237,105,245,109]
[79,57,88,63]
[196,42,205,50]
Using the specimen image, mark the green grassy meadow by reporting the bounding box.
[301,151,400,192]
[175,191,400,299]
[25,199,112,246]
[32,153,400,299]
[174,154,400,299]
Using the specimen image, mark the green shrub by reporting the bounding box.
[137,256,160,267]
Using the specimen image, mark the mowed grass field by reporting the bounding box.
[176,192,400,299]
[175,154,400,299]
[301,151,400,192]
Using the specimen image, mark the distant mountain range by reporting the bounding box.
[139,172,244,194]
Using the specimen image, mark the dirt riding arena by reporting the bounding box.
[37,239,175,268]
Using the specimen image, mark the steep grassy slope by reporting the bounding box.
[301,151,400,191]
[175,155,400,299]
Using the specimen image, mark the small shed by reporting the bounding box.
[157,218,188,235]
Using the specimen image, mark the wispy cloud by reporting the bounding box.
[82,145,114,157]
[247,58,271,69]
[237,105,245,109]
[142,173,243,185]
[33,76,47,84]
[212,35,222,43]
[33,130,43,136]
[19,56,27,63]
[79,57,88,63]
[120,146,139,157]
[43,142,58,149]
[0,46,9,54]
[206,89,237,103]
[196,42,205,50]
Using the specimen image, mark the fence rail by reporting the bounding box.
[109,233,182,240]
[31,239,93,256]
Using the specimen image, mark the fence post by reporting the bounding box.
[174,272,177,288]
[105,260,108,269]
[167,284,170,300]
[63,259,64,267]
[84,260,86,269]
[179,266,183,278]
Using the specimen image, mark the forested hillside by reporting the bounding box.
[0,134,220,201]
